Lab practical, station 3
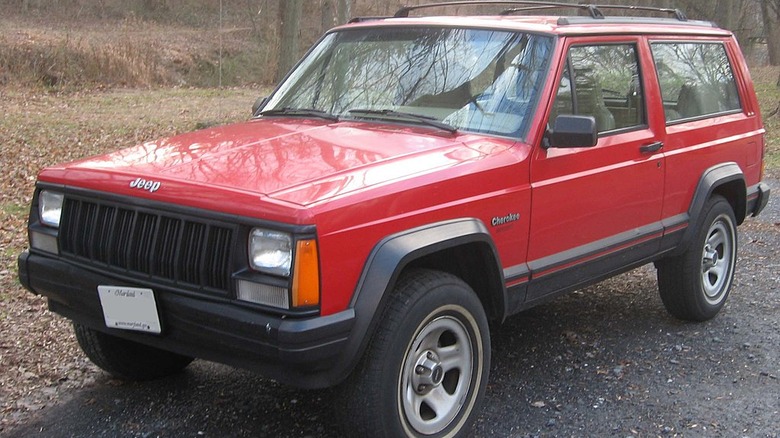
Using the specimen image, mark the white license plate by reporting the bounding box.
[97,286,162,334]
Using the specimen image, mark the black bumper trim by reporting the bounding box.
[747,182,771,217]
[18,250,355,389]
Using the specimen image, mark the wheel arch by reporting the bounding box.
[690,163,747,224]
[333,218,506,385]
[677,162,746,254]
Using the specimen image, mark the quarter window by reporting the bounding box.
[651,42,741,122]
[551,44,645,134]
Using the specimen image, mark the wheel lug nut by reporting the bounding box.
[427,351,434,359]
[417,384,427,392]
[415,365,426,374]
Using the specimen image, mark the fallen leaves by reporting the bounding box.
[0,86,260,432]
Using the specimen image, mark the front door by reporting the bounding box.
[526,37,665,304]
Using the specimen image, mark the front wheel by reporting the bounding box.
[337,269,490,437]
[657,195,737,321]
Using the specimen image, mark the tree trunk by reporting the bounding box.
[275,0,304,83]
[337,0,352,24]
[762,0,780,65]
[321,0,336,33]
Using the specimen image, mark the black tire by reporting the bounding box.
[657,195,737,321]
[74,323,194,381]
[336,269,490,438]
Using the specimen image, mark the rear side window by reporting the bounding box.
[651,42,741,123]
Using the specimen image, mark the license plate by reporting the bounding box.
[97,286,161,334]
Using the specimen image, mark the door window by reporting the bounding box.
[551,44,645,134]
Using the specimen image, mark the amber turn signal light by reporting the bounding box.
[292,240,320,307]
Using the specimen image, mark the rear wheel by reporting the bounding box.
[657,195,737,321]
[337,269,490,437]
[74,323,193,380]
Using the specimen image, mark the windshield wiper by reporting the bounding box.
[258,107,339,122]
[347,109,457,133]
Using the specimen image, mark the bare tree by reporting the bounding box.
[275,0,303,83]
[760,0,780,65]
[337,0,352,24]
[321,0,336,33]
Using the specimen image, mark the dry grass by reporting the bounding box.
[0,86,263,432]
[0,18,272,88]
[753,66,780,176]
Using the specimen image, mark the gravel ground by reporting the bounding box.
[5,179,779,438]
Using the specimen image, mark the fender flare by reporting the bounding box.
[677,162,746,253]
[333,218,505,384]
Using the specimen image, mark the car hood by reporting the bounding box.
[41,118,497,208]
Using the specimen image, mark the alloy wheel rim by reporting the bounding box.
[700,217,734,304]
[399,314,474,435]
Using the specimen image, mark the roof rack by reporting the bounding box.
[594,4,686,20]
[393,1,687,21]
[497,4,603,17]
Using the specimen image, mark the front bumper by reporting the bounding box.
[18,250,355,389]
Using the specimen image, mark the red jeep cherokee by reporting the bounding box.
[18,2,771,436]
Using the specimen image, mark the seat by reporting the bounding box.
[574,74,615,132]
[677,84,721,119]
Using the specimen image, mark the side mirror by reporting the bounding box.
[547,115,598,148]
[252,97,268,116]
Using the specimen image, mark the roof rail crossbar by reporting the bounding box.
[499,5,571,15]
[394,1,605,18]
[500,4,604,18]
[394,1,687,21]
[593,4,687,21]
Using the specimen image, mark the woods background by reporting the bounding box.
[0,2,778,430]
[0,0,778,89]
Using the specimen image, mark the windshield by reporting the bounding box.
[264,27,553,138]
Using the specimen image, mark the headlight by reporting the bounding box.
[249,228,292,276]
[39,191,64,228]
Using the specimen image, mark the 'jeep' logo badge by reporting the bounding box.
[129,178,162,193]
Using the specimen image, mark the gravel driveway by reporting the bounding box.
[7,179,779,438]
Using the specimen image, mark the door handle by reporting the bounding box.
[640,141,663,153]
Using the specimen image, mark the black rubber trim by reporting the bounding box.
[334,218,505,386]
[522,221,666,306]
[17,250,31,291]
[523,231,666,308]
[747,182,771,217]
[527,221,664,278]
[504,263,530,283]
[18,251,354,389]
[658,213,689,253]
[672,163,745,255]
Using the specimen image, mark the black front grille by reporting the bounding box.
[59,197,235,293]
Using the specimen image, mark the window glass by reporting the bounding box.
[265,28,553,138]
[551,44,645,134]
[651,42,741,122]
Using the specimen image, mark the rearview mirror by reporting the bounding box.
[547,115,598,148]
